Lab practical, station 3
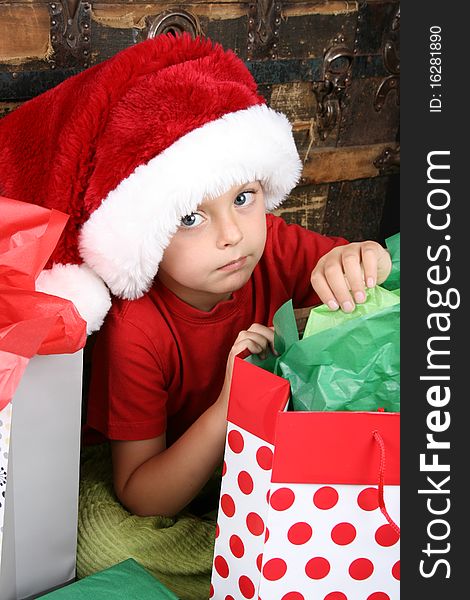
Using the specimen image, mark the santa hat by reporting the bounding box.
[0,34,301,334]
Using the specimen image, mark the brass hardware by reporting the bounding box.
[312,43,353,141]
[374,6,400,111]
[147,10,201,39]
[247,1,282,60]
[48,0,91,68]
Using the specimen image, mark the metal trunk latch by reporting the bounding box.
[147,10,201,39]
[48,0,91,68]
[312,41,353,141]
[373,5,400,174]
[247,1,282,60]
[374,6,400,111]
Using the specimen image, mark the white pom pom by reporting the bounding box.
[36,263,112,334]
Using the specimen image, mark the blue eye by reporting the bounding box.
[180,213,203,228]
[181,214,196,226]
[234,192,252,206]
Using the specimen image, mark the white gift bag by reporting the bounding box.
[0,351,83,600]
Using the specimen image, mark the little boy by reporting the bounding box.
[86,177,390,517]
[0,34,391,519]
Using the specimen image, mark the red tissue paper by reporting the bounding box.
[0,196,86,410]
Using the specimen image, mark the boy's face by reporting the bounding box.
[158,181,267,311]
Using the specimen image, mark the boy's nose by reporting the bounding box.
[215,215,243,249]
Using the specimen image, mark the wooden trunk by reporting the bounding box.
[0,0,400,243]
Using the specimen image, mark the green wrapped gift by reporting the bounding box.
[40,559,179,599]
[248,233,400,413]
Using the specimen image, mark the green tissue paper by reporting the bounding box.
[247,233,400,413]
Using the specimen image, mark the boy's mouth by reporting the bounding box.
[217,256,247,272]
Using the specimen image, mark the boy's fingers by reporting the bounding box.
[311,241,391,313]
[270,340,279,356]
[312,263,355,312]
[361,242,380,288]
[237,330,270,349]
[328,272,355,312]
[341,249,366,304]
[247,323,275,344]
[310,273,339,311]
[376,247,392,284]
[233,325,276,360]
[246,324,275,357]
[232,338,263,359]
[266,326,279,355]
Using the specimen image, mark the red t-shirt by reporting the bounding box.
[85,214,347,446]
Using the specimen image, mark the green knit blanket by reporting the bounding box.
[77,444,220,600]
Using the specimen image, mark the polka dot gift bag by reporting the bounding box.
[210,358,400,600]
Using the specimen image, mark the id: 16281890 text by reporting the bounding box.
[429,25,442,113]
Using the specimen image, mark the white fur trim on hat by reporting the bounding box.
[36,263,112,334]
[79,104,302,300]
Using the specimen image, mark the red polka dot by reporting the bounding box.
[262,558,287,581]
[392,560,400,580]
[367,594,390,600]
[349,558,374,580]
[256,446,273,470]
[288,522,312,545]
[246,512,264,536]
[225,596,235,600]
[222,461,227,476]
[282,593,305,600]
[229,534,245,558]
[228,429,244,453]
[265,527,270,542]
[305,557,330,579]
[375,524,400,546]
[266,489,271,504]
[238,471,254,495]
[239,575,255,598]
[256,553,263,571]
[214,555,229,578]
[324,594,347,600]
[215,523,220,538]
[209,583,214,598]
[270,487,295,510]
[331,522,356,545]
[357,487,379,511]
[313,486,339,510]
[221,494,236,517]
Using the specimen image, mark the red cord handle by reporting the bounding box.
[373,430,400,536]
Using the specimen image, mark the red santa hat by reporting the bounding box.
[0,33,301,334]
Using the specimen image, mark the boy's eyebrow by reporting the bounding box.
[198,181,261,208]
[235,181,259,191]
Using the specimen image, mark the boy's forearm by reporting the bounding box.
[117,400,228,517]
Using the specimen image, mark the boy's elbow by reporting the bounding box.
[114,480,150,516]
[114,480,179,518]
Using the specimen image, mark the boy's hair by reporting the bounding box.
[0,33,301,333]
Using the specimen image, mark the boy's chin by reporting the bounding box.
[209,283,245,299]
[215,270,252,293]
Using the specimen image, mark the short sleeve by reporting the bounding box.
[86,311,168,441]
[266,214,349,308]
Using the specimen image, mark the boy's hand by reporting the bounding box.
[217,324,276,411]
[228,323,276,371]
[310,241,392,313]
